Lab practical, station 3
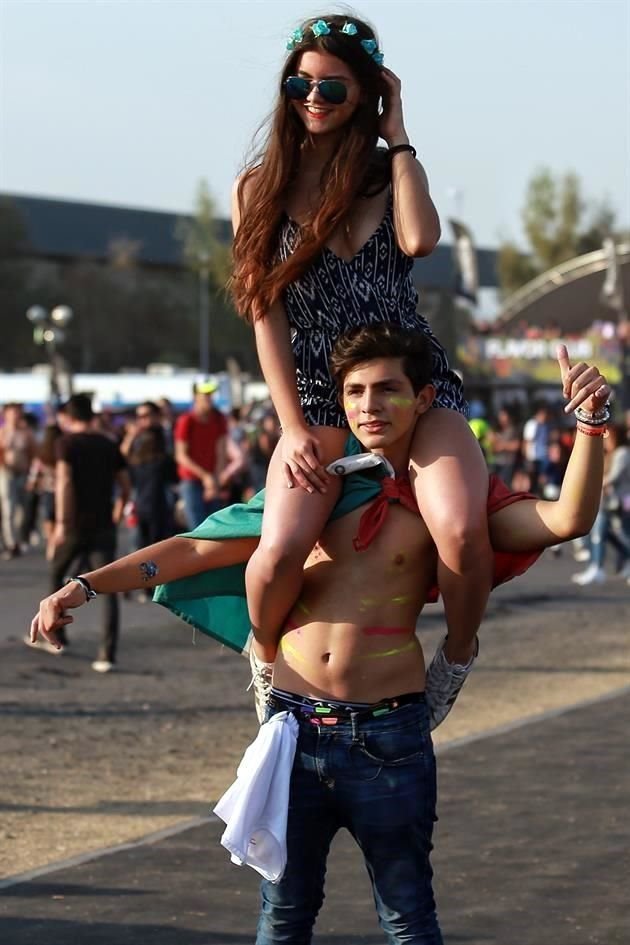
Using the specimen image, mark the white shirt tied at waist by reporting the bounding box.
[214,710,298,883]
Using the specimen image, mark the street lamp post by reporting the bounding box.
[26,304,74,405]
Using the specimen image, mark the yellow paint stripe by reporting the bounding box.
[280,637,308,664]
[362,639,416,660]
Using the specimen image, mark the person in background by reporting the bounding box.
[247,411,282,498]
[572,423,630,586]
[31,393,131,672]
[222,407,251,504]
[522,402,552,493]
[20,411,43,549]
[0,403,36,559]
[25,422,62,560]
[468,403,494,466]
[157,397,176,455]
[491,406,522,486]
[538,433,570,557]
[121,402,175,598]
[174,381,228,529]
[91,409,120,442]
[611,424,630,574]
[538,433,568,500]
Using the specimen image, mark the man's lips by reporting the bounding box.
[360,421,389,432]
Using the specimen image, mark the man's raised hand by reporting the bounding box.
[557,344,611,414]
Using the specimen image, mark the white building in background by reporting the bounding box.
[0,369,270,414]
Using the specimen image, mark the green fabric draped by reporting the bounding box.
[153,438,383,656]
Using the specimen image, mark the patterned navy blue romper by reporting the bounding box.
[278,195,466,428]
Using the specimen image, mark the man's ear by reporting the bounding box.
[415,384,436,416]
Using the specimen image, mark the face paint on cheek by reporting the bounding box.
[387,396,414,409]
[344,399,360,422]
[391,595,413,606]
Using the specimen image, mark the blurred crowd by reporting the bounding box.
[0,385,281,670]
[468,399,630,586]
[2,386,629,656]
[0,386,282,564]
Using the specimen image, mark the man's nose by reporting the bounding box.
[361,391,381,413]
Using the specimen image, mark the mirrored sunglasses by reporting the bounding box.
[284,75,348,105]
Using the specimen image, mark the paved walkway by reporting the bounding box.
[2,687,628,945]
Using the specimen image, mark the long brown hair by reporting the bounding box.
[232,13,387,322]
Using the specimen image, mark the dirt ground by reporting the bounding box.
[1,551,629,880]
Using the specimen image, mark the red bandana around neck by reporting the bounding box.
[350,471,542,599]
[353,475,419,552]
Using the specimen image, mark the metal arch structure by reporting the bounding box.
[497,243,630,334]
[497,242,630,407]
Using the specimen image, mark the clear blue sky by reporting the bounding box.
[1,0,629,248]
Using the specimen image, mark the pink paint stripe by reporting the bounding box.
[362,626,413,637]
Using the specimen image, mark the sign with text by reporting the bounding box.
[483,338,594,361]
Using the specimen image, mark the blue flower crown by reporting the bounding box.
[286,20,385,67]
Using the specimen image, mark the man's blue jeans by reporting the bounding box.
[179,478,223,530]
[256,699,443,945]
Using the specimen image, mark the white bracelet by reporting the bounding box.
[574,403,610,426]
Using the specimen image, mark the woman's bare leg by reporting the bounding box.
[410,408,492,663]
[245,427,347,660]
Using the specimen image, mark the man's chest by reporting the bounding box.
[306,503,434,580]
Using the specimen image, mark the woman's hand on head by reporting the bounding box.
[379,68,407,146]
[281,426,329,494]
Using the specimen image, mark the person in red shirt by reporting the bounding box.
[174,381,229,528]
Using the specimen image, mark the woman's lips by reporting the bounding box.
[303,105,332,120]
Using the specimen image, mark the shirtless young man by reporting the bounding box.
[29,324,610,944]
[245,326,608,945]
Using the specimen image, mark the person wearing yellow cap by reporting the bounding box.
[174,381,228,529]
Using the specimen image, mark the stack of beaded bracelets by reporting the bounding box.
[575,403,610,437]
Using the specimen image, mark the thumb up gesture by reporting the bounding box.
[557,345,611,415]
